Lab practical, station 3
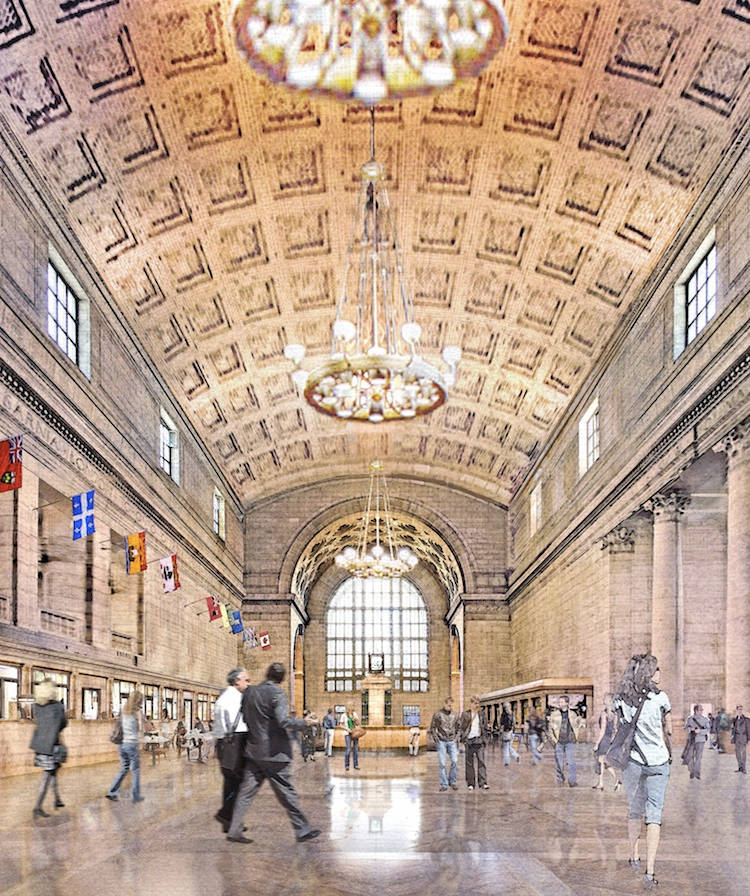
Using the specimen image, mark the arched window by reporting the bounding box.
[326,577,428,692]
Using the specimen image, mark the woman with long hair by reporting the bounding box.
[592,692,622,791]
[30,678,67,818]
[614,654,671,892]
[106,690,145,802]
[339,704,360,771]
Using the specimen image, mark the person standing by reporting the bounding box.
[29,678,67,818]
[593,693,622,791]
[614,653,671,892]
[300,710,317,761]
[500,702,520,766]
[428,696,459,792]
[322,707,337,757]
[731,705,749,774]
[548,695,583,787]
[227,662,320,843]
[684,704,710,780]
[408,725,421,756]
[212,667,250,832]
[526,709,545,766]
[106,691,145,803]
[339,705,361,771]
[459,696,490,790]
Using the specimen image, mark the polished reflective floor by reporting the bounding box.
[1,743,748,895]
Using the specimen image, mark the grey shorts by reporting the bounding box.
[623,759,670,825]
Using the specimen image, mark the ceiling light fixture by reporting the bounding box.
[335,460,418,577]
[231,0,509,105]
[284,109,461,422]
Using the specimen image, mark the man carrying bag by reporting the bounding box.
[212,667,250,833]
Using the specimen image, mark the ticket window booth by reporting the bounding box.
[479,679,594,741]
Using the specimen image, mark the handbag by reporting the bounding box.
[53,743,68,765]
[109,717,123,744]
[349,725,366,740]
[216,709,245,774]
[604,694,648,771]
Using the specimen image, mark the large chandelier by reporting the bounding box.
[230,0,509,105]
[335,460,418,577]
[284,109,461,422]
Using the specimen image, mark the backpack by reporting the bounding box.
[109,717,123,744]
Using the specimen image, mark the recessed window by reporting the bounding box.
[82,687,100,720]
[0,663,19,719]
[112,679,135,716]
[159,411,180,484]
[529,481,542,535]
[46,247,90,377]
[32,668,70,711]
[673,229,717,359]
[326,576,428,692]
[578,398,599,477]
[213,489,226,540]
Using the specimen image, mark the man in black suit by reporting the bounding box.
[226,662,320,843]
[731,705,749,774]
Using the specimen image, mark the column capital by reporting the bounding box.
[598,524,636,553]
[644,491,691,520]
[713,419,750,468]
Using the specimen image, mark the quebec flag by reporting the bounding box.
[72,490,95,540]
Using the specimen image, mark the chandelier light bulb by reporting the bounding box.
[284,343,306,364]
[401,322,422,345]
[333,319,357,343]
[290,369,309,392]
[442,345,462,366]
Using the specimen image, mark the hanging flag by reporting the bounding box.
[243,627,259,648]
[124,532,147,574]
[71,489,95,540]
[0,435,23,492]
[206,595,222,621]
[159,554,180,592]
[230,609,244,635]
[259,631,271,650]
[219,602,231,629]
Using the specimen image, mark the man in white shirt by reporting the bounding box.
[213,667,250,832]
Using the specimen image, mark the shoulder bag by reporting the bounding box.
[349,725,366,740]
[216,709,245,774]
[109,716,123,744]
[53,743,68,764]
[604,694,648,771]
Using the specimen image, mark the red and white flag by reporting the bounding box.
[206,595,222,621]
[159,554,180,592]
[259,631,271,650]
[0,435,23,492]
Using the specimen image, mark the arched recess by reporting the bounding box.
[292,624,304,715]
[450,624,463,709]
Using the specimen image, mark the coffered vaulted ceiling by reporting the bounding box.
[1,0,748,507]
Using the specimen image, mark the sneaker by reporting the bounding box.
[439,786,448,792]
[628,859,641,874]
[467,785,474,791]
[643,873,658,890]
[481,784,490,790]
[133,796,145,803]
[105,793,118,801]
[227,835,253,844]
[568,782,578,788]
[450,783,458,790]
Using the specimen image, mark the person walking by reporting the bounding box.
[106,690,145,803]
[548,695,583,787]
[526,709,545,766]
[459,696,490,790]
[593,693,622,791]
[339,705,361,771]
[428,696,459,792]
[213,667,250,832]
[614,653,671,892]
[500,702,520,766]
[322,707,337,757]
[226,662,320,843]
[684,704,710,780]
[29,678,67,818]
[731,705,749,774]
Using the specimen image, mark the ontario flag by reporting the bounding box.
[230,609,244,635]
[0,435,23,492]
[159,554,180,592]
[124,532,147,575]
[259,631,271,650]
[206,595,222,621]
[71,489,95,540]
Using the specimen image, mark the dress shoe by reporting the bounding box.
[439,786,448,792]
[105,793,118,801]
[450,783,458,790]
[33,807,50,818]
[568,782,578,788]
[133,796,145,802]
[297,829,321,842]
[54,800,65,808]
[227,835,253,844]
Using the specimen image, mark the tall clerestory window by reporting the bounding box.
[326,576,428,692]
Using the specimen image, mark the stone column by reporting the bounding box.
[644,492,690,720]
[714,421,750,710]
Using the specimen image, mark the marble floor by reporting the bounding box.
[1,743,748,896]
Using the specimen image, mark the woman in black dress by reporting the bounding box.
[592,692,622,791]
[30,678,68,818]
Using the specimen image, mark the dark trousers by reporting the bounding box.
[689,741,705,778]
[218,767,243,822]
[736,740,747,773]
[228,758,312,839]
[465,740,487,787]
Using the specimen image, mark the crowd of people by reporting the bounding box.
[28,657,748,883]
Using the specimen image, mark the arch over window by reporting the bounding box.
[326,577,428,692]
